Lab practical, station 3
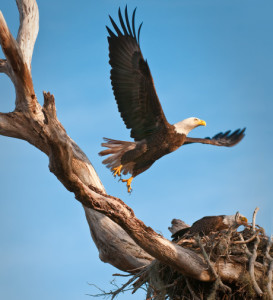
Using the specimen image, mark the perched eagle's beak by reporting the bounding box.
[238,216,248,226]
[241,217,248,223]
[199,119,206,126]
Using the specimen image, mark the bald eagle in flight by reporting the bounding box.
[99,7,246,192]
[171,213,248,241]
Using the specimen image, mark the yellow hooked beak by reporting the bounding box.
[240,217,248,223]
[198,119,206,126]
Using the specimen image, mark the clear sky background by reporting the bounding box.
[0,0,272,299]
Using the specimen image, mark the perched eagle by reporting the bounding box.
[171,213,248,241]
[99,7,246,193]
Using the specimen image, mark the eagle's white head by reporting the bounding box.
[223,213,248,227]
[174,117,206,136]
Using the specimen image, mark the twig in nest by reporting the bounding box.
[87,268,147,299]
[132,261,163,295]
[112,273,132,277]
[223,227,237,259]
[112,269,147,299]
[238,234,251,256]
[185,277,201,300]
[232,231,259,244]
[132,273,148,294]
[177,238,196,246]
[265,236,273,300]
[252,207,259,232]
[239,233,263,297]
[195,235,232,294]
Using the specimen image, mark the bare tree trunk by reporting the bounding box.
[0,1,271,296]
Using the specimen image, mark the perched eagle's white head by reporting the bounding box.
[174,117,206,135]
[223,213,248,227]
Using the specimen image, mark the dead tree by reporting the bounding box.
[0,1,272,299]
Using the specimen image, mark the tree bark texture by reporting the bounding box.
[0,0,270,289]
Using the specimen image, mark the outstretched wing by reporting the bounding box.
[107,7,169,141]
[184,128,246,147]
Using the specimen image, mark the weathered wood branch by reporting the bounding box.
[0,0,270,292]
[16,0,39,69]
[0,111,31,139]
[239,233,263,297]
[0,58,8,75]
[0,10,38,112]
[265,237,273,300]
[252,207,259,232]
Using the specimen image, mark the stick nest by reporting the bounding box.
[90,225,273,300]
[133,227,273,300]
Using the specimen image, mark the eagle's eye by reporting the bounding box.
[194,118,198,121]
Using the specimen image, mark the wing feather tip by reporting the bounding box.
[106,26,116,38]
[125,5,133,37]
[109,15,123,36]
[132,7,137,38]
[137,22,143,44]
[108,6,140,42]
[118,6,129,35]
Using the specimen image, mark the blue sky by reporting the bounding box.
[0,0,272,299]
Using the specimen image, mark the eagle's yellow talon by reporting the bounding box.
[122,176,134,193]
[113,165,123,177]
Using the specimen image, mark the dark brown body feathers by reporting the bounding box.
[172,216,228,241]
[100,126,186,177]
[121,127,186,177]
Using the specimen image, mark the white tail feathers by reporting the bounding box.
[99,138,136,175]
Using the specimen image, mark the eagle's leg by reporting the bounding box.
[113,165,123,177]
[122,176,134,193]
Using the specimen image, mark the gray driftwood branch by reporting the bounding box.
[0,0,266,287]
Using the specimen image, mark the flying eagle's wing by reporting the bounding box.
[184,128,246,147]
[106,7,169,141]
